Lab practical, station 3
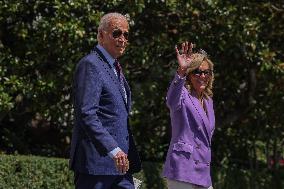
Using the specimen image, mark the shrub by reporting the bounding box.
[0,154,73,189]
[0,154,165,189]
[1,154,284,189]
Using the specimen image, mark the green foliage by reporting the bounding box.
[1,154,284,189]
[0,154,161,189]
[211,165,284,189]
[0,1,284,183]
[0,154,73,189]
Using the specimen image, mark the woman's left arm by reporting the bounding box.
[166,42,194,110]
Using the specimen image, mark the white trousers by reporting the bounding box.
[166,179,213,189]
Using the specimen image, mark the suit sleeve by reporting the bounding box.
[74,58,118,156]
[166,73,186,110]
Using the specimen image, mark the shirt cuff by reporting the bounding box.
[108,147,121,158]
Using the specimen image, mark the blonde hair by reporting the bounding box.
[185,53,214,98]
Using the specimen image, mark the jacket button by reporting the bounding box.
[207,162,210,166]
[195,160,199,164]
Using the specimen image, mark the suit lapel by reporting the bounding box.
[188,93,211,145]
[204,98,215,140]
[93,47,129,111]
[122,74,131,112]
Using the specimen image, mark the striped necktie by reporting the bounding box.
[114,60,122,80]
[114,60,127,102]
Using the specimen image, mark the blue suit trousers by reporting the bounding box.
[75,172,135,189]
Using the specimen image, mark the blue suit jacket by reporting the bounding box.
[69,46,141,175]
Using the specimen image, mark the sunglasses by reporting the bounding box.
[112,29,129,40]
[192,69,212,76]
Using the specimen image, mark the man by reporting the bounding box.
[70,12,141,189]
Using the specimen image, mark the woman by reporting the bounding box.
[163,42,215,189]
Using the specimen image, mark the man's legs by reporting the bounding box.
[112,173,135,189]
[75,172,135,189]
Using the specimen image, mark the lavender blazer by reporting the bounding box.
[162,74,215,187]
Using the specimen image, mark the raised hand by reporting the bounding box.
[175,42,195,77]
[113,150,129,174]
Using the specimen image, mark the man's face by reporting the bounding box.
[100,18,129,59]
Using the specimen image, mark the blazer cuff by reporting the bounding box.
[173,73,186,85]
[176,72,186,80]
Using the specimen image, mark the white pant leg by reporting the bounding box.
[166,179,195,189]
[166,179,213,189]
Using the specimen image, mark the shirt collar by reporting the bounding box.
[96,44,116,67]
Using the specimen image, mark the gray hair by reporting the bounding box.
[97,13,128,43]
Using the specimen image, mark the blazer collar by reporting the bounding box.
[188,92,212,145]
[204,98,215,141]
[96,44,116,67]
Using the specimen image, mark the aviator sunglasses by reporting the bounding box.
[112,29,129,40]
[192,69,212,77]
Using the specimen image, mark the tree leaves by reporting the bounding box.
[0,1,283,174]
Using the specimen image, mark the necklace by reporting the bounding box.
[198,93,204,106]
[199,93,208,115]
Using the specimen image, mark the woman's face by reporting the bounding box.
[189,60,211,95]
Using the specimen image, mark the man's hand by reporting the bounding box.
[113,150,129,174]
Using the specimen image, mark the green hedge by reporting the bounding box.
[0,154,164,189]
[0,154,74,189]
[1,154,284,189]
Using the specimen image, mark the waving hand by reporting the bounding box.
[176,42,194,77]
